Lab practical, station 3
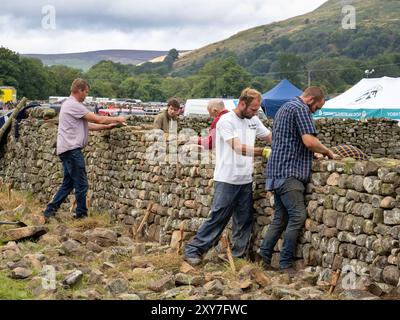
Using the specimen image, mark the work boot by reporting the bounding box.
[263,262,278,271]
[257,252,277,271]
[74,214,88,220]
[184,254,202,266]
[280,267,297,277]
[44,216,58,224]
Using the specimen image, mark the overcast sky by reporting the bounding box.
[0,0,327,54]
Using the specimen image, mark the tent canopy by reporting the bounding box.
[261,79,303,118]
[314,77,400,121]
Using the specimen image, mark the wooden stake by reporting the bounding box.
[328,269,341,295]
[220,234,236,273]
[87,190,92,216]
[7,183,12,201]
[176,222,185,254]
[135,202,152,239]
[70,198,76,213]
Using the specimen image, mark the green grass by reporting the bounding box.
[0,237,10,245]
[0,271,34,300]
[128,270,164,291]
[21,191,34,203]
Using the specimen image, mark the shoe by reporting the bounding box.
[43,214,55,224]
[262,262,278,271]
[258,253,276,271]
[279,267,297,277]
[74,214,88,220]
[184,255,202,266]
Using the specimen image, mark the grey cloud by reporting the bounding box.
[1,0,327,31]
[0,0,328,53]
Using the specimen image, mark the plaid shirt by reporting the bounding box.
[266,97,317,187]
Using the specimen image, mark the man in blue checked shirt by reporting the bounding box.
[259,87,339,276]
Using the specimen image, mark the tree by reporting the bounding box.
[370,53,400,78]
[127,75,165,101]
[247,58,272,75]
[274,53,305,88]
[89,80,116,98]
[119,77,140,98]
[251,77,278,94]
[48,65,83,96]
[0,47,21,88]
[164,48,179,67]
[193,58,251,98]
[18,57,53,99]
[161,77,191,99]
[85,61,128,97]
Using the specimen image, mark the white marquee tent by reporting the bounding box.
[314,77,400,121]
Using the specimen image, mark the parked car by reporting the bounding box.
[99,108,145,116]
[125,99,142,104]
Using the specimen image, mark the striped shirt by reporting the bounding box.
[331,145,369,160]
[266,97,317,188]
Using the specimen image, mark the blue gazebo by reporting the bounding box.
[261,79,303,118]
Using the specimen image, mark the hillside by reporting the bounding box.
[174,0,400,78]
[23,50,170,71]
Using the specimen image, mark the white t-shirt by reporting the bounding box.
[214,111,271,185]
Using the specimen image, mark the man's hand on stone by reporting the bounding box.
[326,149,341,160]
[107,123,120,129]
[114,116,127,126]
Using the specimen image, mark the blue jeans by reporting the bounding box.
[259,177,307,269]
[44,148,88,218]
[185,181,254,258]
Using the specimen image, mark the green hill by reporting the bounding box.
[174,0,400,89]
[23,50,170,71]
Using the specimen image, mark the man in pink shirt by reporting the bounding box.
[198,99,228,149]
[43,78,126,221]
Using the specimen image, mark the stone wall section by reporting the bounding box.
[1,112,400,289]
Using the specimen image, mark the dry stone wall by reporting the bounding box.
[1,111,400,289]
[127,116,400,159]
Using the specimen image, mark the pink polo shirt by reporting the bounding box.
[56,96,90,155]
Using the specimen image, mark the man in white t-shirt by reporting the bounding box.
[184,88,272,266]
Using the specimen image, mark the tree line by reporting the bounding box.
[1,46,400,102]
